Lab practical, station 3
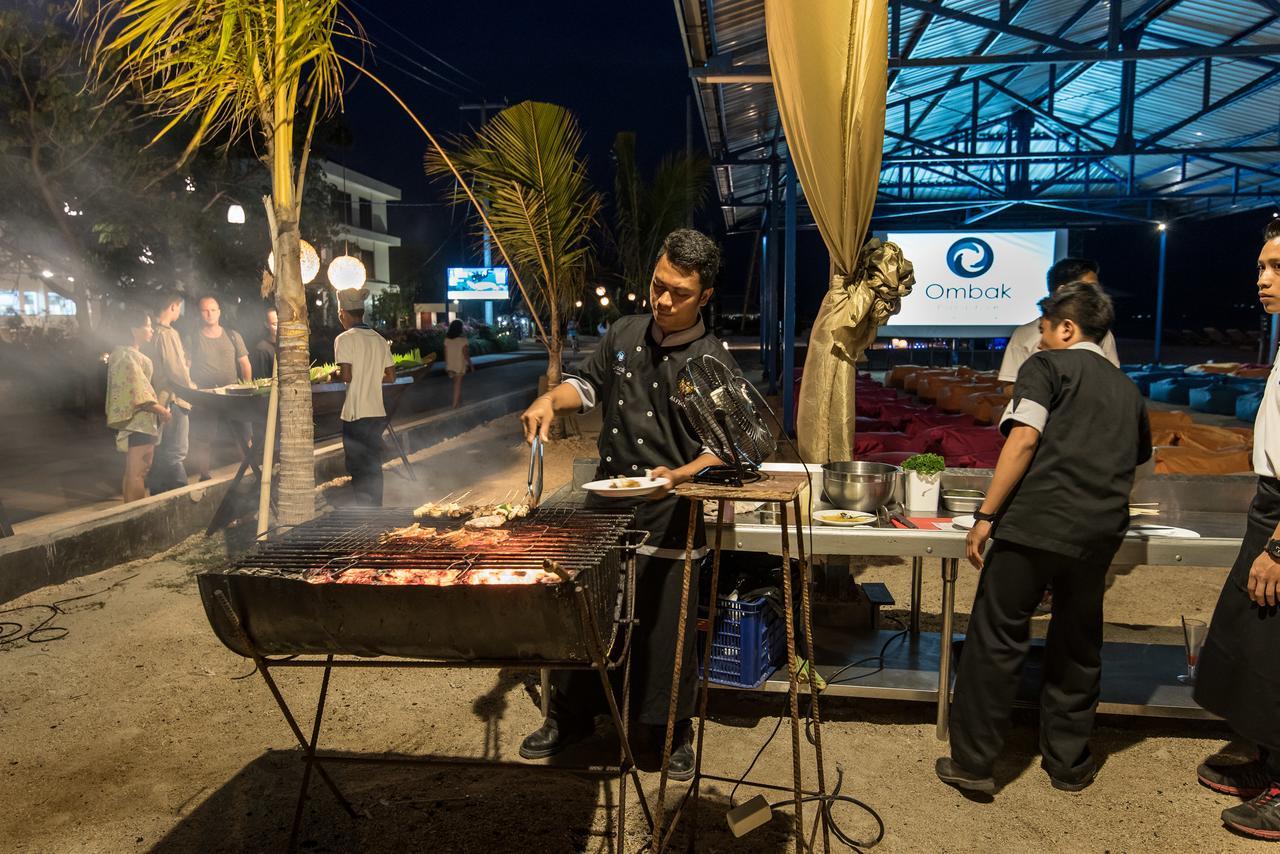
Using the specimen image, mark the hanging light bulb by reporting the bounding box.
[327,253,367,290]
[267,239,320,285]
[627,293,637,302]
[226,204,245,224]
[574,300,583,308]
[595,286,606,297]
[600,296,610,307]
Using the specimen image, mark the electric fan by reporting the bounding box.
[671,355,778,486]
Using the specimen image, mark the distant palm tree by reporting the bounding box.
[78,0,350,526]
[426,101,601,389]
[609,132,709,300]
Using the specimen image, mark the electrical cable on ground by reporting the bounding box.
[0,573,138,647]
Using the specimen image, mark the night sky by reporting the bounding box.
[325,1,1277,341]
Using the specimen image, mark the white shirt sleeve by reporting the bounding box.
[1102,332,1120,367]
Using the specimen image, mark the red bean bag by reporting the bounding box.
[860,450,917,466]
[876,402,932,430]
[853,431,928,456]
[904,411,977,437]
[855,416,893,433]
[912,426,1006,468]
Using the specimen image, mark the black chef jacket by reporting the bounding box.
[563,314,739,555]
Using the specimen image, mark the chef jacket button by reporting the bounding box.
[652,382,659,389]
[631,465,638,471]
[636,346,642,352]
[663,355,669,361]
[618,399,624,406]
[625,371,632,378]
[612,428,618,434]
[606,456,612,462]
[647,410,653,417]
[637,438,644,445]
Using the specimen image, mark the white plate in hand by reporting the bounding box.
[813,509,877,527]
[582,476,671,498]
[951,514,976,530]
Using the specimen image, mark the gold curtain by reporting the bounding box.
[766,0,914,462]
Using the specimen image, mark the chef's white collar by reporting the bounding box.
[1069,341,1107,358]
[650,316,705,348]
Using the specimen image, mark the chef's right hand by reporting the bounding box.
[521,395,555,444]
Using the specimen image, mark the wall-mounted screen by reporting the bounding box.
[877,230,1065,337]
[447,267,509,301]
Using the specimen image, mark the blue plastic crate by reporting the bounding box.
[703,595,785,689]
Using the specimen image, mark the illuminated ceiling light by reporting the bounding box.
[184,176,196,192]
[62,201,82,216]
[327,253,367,290]
[627,293,636,301]
[595,286,606,297]
[315,299,323,306]
[41,269,53,278]
[267,239,320,285]
[599,296,611,307]
[226,204,245,224]
[574,299,583,308]
[66,276,74,283]
[1157,222,1167,232]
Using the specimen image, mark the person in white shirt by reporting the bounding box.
[333,288,395,506]
[998,259,1120,385]
[443,319,472,409]
[1191,220,1280,841]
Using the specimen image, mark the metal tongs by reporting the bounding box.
[526,434,544,508]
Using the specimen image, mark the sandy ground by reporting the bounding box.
[0,414,1263,853]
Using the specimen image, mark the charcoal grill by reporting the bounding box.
[198,506,652,853]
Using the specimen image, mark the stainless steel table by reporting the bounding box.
[719,471,1255,737]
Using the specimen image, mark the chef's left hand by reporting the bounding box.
[646,466,682,501]
[1247,551,1280,607]
[966,520,992,570]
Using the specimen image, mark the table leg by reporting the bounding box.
[778,501,805,854]
[910,556,923,635]
[936,557,959,740]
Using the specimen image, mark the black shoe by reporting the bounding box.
[665,722,696,783]
[935,757,995,795]
[1222,783,1280,840]
[518,717,589,760]
[1049,764,1097,792]
[1199,756,1273,799]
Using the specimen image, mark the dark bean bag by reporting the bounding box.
[1149,377,1216,405]
[904,411,977,437]
[876,402,932,430]
[853,431,928,456]
[1237,391,1264,424]
[859,450,917,467]
[855,416,893,433]
[933,426,1007,468]
[1190,384,1248,417]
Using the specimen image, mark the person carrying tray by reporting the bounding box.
[936,280,1151,795]
[517,229,735,781]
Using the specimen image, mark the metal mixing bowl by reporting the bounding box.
[822,462,901,512]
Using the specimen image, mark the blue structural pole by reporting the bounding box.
[1153,226,1168,364]
[782,165,798,435]
[758,230,769,377]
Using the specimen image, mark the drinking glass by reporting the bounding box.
[1179,617,1208,685]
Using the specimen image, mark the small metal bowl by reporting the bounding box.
[942,489,985,513]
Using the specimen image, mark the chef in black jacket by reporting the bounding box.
[518,228,735,780]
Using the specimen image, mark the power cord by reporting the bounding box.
[0,573,138,647]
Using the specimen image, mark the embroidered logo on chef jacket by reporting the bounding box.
[613,350,627,375]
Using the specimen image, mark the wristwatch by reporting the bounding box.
[1265,538,1280,561]
[973,510,999,524]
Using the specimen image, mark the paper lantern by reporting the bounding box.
[327,254,367,290]
[267,239,319,285]
[226,204,245,224]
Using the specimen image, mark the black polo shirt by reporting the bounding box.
[993,342,1152,562]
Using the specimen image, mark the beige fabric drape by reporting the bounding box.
[767,0,915,462]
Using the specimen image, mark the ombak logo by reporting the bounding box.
[946,237,994,278]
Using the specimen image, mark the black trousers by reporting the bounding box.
[950,539,1110,781]
[550,550,700,728]
[341,417,385,507]
[1195,476,1280,778]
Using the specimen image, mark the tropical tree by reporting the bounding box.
[609,132,709,299]
[77,0,350,526]
[425,101,601,389]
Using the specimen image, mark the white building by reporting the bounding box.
[0,267,79,328]
[319,161,402,300]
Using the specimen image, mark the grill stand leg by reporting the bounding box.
[288,657,337,853]
[777,500,806,854]
[383,420,417,481]
[795,496,831,854]
[685,499,728,853]
[651,499,701,852]
[212,591,356,822]
[937,557,959,740]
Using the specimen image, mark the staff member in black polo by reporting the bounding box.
[936,281,1151,795]
[518,229,734,780]
[1192,221,1280,841]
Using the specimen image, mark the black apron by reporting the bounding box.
[1194,477,1280,752]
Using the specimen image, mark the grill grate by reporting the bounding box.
[231,507,636,582]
